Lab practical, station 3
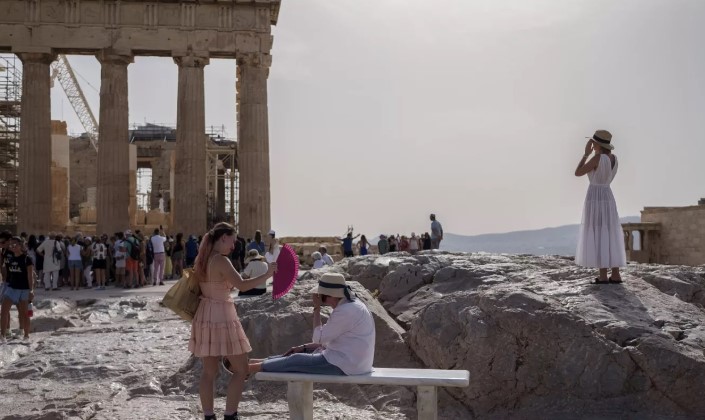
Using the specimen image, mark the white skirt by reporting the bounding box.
[576,185,627,268]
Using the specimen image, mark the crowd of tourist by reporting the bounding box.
[334,213,445,258]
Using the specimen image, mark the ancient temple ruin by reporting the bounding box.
[622,198,705,266]
[0,0,281,236]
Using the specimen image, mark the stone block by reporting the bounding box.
[79,207,96,224]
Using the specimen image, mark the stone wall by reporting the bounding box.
[69,137,97,219]
[641,205,705,266]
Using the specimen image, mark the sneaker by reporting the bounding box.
[159,282,165,286]
[204,415,216,420]
[224,413,240,420]
[22,335,29,342]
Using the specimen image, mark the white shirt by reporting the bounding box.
[150,235,167,253]
[312,298,375,375]
[312,260,325,269]
[408,237,419,250]
[67,244,82,261]
[322,253,334,266]
[37,239,64,271]
[243,260,269,290]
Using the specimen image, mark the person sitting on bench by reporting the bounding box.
[230,273,376,376]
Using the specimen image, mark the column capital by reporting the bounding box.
[173,54,210,68]
[16,52,56,65]
[237,52,272,69]
[96,49,134,66]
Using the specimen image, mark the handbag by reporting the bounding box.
[162,268,202,322]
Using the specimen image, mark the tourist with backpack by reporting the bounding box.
[124,230,141,288]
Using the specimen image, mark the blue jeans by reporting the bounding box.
[261,353,345,375]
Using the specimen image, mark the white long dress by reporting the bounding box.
[576,154,627,268]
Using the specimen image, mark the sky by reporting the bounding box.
[49,0,705,237]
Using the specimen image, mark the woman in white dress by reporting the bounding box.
[574,130,626,284]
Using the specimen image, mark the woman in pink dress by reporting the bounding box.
[189,222,277,420]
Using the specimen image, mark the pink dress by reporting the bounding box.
[189,257,252,357]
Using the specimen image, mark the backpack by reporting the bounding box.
[129,238,141,260]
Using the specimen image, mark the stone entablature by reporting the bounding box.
[2,0,279,235]
[0,0,279,58]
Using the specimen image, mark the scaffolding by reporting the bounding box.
[206,138,239,228]
[0,54,20,229]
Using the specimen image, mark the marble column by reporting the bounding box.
[96,51,133,235]
[173,54,209,235]
[17,52,56,233]
[237,53,272,239]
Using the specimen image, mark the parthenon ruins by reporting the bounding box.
[0,0,281,236]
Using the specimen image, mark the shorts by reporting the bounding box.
[2,286,30,305]
[68,260,83,270]
[126,258,139,272]
[92,259,107,270]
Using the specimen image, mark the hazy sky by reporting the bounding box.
[50,0,705,237]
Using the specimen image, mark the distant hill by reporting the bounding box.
[441,217,640,256]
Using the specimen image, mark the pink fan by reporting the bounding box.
[272,244,299,300]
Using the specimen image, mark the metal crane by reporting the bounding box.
[51,55,99,151]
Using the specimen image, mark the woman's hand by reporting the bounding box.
[584,140,594,156]
[283,344,305,356]
[311,293,322,310]
[266,262,278,275]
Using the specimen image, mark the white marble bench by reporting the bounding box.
[255,367,470,420]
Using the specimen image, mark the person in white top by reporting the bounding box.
[239,249,269,296]
[311,252,325,269]
[574,130,626,284]
[36,233,65,291]
[408,232,420,254]
[319,246,335,266]
[246,273,375,376]
[150,226,167,286]
[66,237,83,290]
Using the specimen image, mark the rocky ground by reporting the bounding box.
[1,251,704,419]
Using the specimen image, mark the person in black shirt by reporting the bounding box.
[1,236,34,341]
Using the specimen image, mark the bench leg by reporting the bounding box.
[417,385,438,420]
[287,381,313,420]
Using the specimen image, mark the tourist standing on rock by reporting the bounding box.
[189,222,277,420]
[245,273,375,376]
[339,231,359,258]
[409,233,420,254]
[357,235,372,256]
[430,214,444,249]
[1,236,34,342]
[388,235,398,252]
[239,249,269,296]
[421,232,432,250]
[574,130,626,284]
[377,235,389,255]
[247,230,266,255]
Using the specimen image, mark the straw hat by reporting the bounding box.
[588,129,614,150]
[311,273,355,300]
[246,249,264,262]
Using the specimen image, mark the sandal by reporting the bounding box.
[221,358,252,380]
[593,278,609,284]
[608,278,623,284]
